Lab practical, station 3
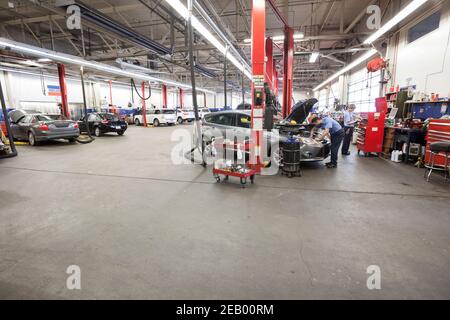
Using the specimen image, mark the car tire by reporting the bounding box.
[28,132,37,146]
[67,138,76,143]
[117,131,124,136]
[135,118,140,126]
[153,119,160,127]
[177,117,183,125]
[94,127,101,137]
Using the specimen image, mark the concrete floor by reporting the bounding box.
[0,125,449,299]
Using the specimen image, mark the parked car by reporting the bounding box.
[77,112,127,137]
[201,99,330,164]
[134,108,176,127]
[176,108,195,124]
[198,108,211,119]
[8,110,80,146]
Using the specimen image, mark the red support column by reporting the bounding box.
[274,67,279,98]
[282,26,294,118]
[251,0,266,170]
[57,63,70,118]
[108,80,113,107]
[141,81,147,127]
[162,84,167,108]
[179,88,184,109]
[265,37,274,90]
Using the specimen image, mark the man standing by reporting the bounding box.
[310,116,345,168]
[342,104,358,156]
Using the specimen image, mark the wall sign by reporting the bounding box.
[47,85,61,97]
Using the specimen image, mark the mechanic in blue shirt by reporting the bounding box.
[342,104,358,156]
[310,115,345,168]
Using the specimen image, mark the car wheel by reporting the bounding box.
[153,119,160,127]
[117,131,124,136]
[94,127,101,137]
[28,132,37,146]
[177,117,183,125]
[135,118,140,126]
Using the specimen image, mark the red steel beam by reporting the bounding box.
[162,84,167,108]
[282,26,294,118]
[57,63,70,118]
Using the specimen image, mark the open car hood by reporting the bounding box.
[8,110,27,123]
[284,98,318,124]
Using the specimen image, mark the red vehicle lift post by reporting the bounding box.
[162,84,167,108]
[250,0,266,170]
[57,63,70,118]
[282,27,294,118]
[266,0,294,116]
[265,37,274,90]
[179,88,184,109]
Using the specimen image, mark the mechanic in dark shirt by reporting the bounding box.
[310,116,345,168]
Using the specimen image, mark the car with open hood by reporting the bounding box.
[201,98,330,164]
[8,109,80,146]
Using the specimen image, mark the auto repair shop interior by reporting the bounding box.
[0,0,449,301]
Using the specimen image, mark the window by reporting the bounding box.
[88,114,101,121]
[347,68,381,113]
[20,115,33,123]
[101,113,119,121]
[210,114,234,126]
[237,114,251,128]
[35,115,52,122]
[408,10,441,43]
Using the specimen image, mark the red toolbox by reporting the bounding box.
[356,112,385,155]
[425,119,450,168]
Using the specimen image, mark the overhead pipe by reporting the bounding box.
[0,37,215,94]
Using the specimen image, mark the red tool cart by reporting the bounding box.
[356,112,386,156]
[425,119,450,167]
[211,137,257,187]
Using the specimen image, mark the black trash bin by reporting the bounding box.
[282,136,301,178]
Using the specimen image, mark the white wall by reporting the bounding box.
[390,1,450,97]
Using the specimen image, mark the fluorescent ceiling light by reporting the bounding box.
[37,58,52,63]
[164,0,251,79]
[243,33,304,43]
[0,37,215,94]
[313,49,378,92]
[309,52,320,63]
[364,0,428,44]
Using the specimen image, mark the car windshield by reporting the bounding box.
[101,113,119,121]
[162,110,175,114]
